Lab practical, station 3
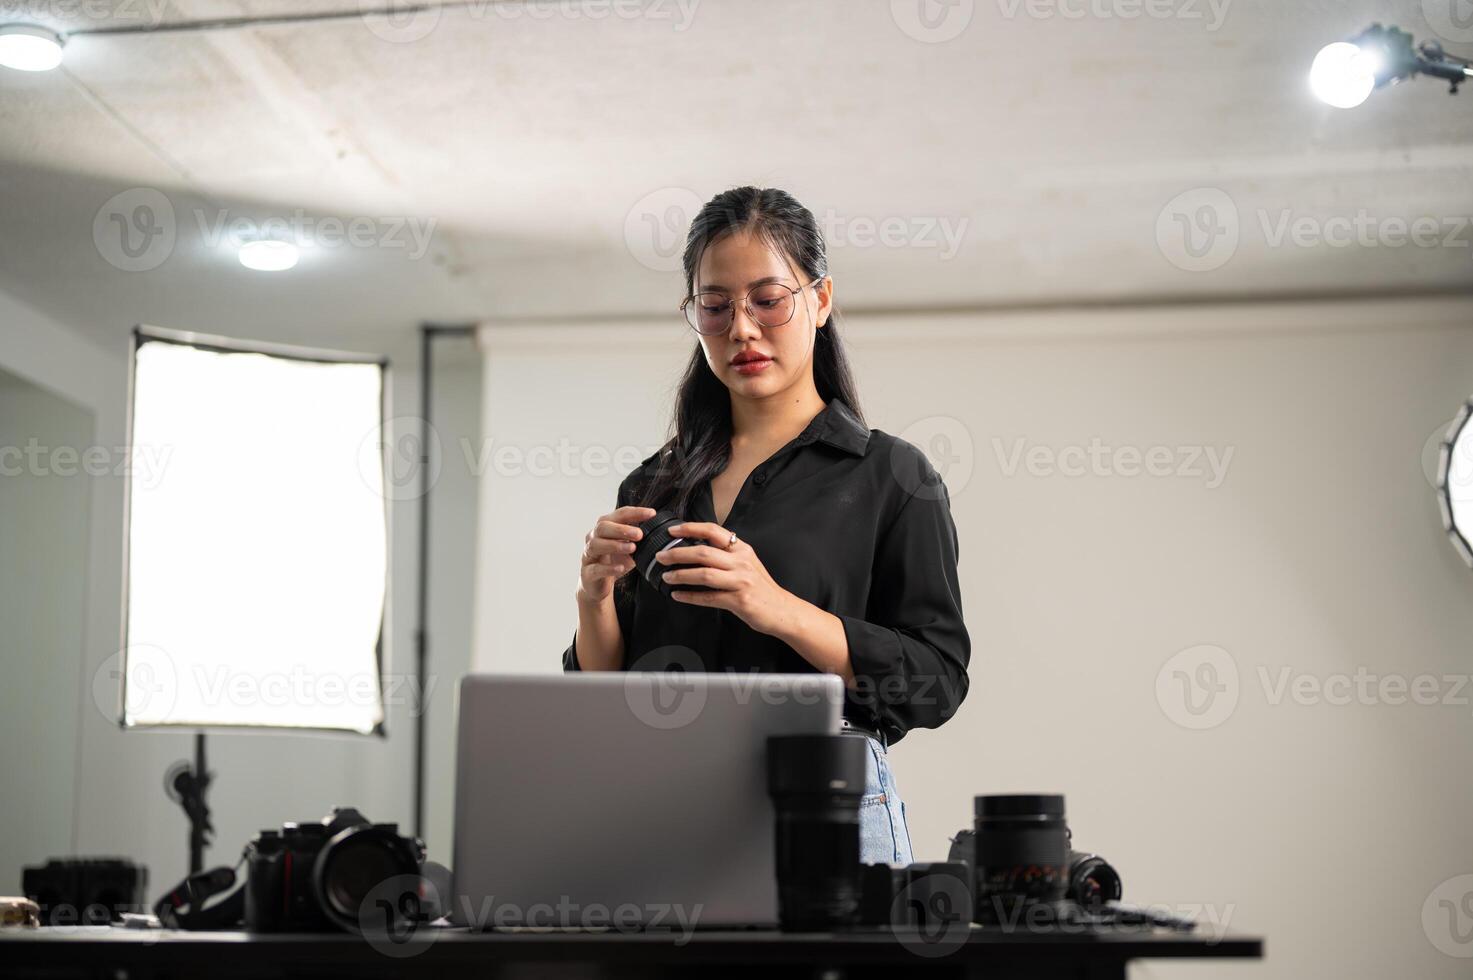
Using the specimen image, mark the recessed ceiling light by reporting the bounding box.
[238,240,299,272]
[0,24,65,72]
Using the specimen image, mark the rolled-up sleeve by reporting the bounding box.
[562,479,641,672]
[837,468,971,737]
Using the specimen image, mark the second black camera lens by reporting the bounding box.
[766,734,867,930]
[972,794,1070,923]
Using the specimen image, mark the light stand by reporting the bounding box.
[164,734,213,874]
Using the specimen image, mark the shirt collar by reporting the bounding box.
[643,398,871,469]
[800,398,870,457]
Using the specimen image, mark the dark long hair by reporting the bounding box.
[615,186,865,603]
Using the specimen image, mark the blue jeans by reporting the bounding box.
[854,733,914,865]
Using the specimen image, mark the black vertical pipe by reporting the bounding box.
[413,324,475,844]
[190,732,207,874]
[414,328,431,841]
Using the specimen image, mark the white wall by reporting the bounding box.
[474,297,1473,980]
[472,322,690,674]
[0,368,93,890]
[0,292,480,896]
[853,297,1473,980]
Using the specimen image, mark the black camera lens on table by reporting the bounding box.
[765,734,866,930]
[21,858,148,925]
[755,757,1138,935]
[765,736,972,936]
[969,794,1071,922]
[946,794,1125,927]
[1065,849,1123,908]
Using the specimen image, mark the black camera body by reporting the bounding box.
[244,807,424,933]
[948,819,1123,919]
[857,861,973,929]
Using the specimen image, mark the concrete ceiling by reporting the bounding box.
[1,0,1470,355]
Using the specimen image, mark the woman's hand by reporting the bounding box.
[655,521,799,636]
[576,505,658,605]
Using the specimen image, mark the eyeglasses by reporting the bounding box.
[679,278,823,335]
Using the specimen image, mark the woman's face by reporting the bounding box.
[690,231,833,400]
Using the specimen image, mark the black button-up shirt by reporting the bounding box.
[562,397,970,745]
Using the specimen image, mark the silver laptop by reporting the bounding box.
[450,672,842,930]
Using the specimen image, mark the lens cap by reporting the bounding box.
[974,794,1066,819]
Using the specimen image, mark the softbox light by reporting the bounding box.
[121,326,390,733]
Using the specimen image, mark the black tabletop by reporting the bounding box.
[1,923,1263,980]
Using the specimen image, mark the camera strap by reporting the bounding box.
[153,856,246,930]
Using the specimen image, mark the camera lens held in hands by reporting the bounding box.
[766,735,867,930]
[633,510,714,599]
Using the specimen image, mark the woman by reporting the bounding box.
[562,186,970,865]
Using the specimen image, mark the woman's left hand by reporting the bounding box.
[656,521,797,636]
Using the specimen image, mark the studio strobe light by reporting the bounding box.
[1311,24,1473,108]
